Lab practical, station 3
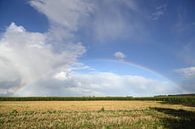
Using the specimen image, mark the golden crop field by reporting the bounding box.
[0,101,195,129]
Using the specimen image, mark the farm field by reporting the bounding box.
[0,100,195,129]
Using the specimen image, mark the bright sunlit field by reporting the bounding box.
[1,100,195,129]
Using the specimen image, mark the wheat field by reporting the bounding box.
[0,101,195,129]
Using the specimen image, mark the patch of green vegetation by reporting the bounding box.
[9,109,18,116]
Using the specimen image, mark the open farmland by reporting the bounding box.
[1,100,195,129]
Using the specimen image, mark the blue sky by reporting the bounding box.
[0,0,195,96]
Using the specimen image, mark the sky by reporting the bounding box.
[0,0,195,96]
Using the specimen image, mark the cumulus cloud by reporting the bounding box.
[0,23,85,96]
[0,0,91,96]
[114,51,126,60]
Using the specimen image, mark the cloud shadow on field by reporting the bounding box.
[160,102,195,108]
[158,100,195,107]
[152,107,195,129]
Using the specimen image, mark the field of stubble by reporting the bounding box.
[0,101,195,129]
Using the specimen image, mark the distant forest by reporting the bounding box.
[0,94,195,107]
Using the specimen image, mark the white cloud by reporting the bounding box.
[0,0,91,96]
[70,62,96,72]
[114,51,126,60]
[175,66,195,93]
[30,0,93,31]
[16,72,180,97]
[30,0,93,42]
[71,72,179,96]
[0,23,85,96]
[175,66,195,78]
[30,0,149,43]
[1,0,91,96]
[53,72,70,81]
[151,4,167,21]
